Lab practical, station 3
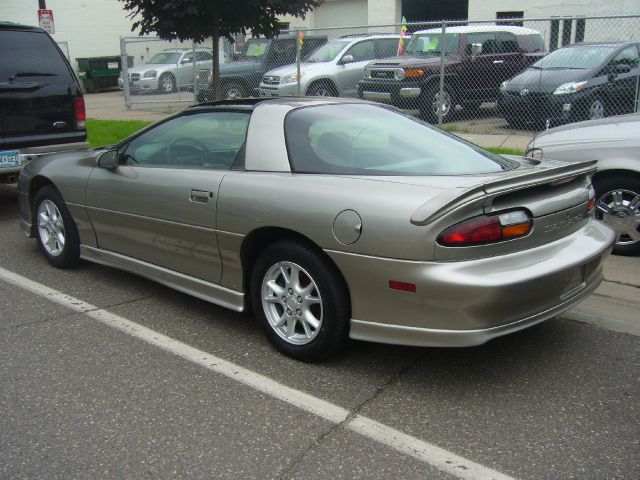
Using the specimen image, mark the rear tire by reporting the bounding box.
[419,84,456,124]
[250,241,350,361]
[222,82,247,99]
[33,186,81,268]
[593,175,640,256]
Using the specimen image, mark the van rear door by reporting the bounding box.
[0,25,85,150]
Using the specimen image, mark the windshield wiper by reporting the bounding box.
[11,72,57,79]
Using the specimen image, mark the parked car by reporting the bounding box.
[526,113,640,255]
[358,25,545,123]
[499,42,640,128]
[119,48,218,94]
[17,98,614,361]
[195,34,327,101]
[0,22,88,185]
[258,34,401,98]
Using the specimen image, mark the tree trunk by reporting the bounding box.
[211,19,221,100]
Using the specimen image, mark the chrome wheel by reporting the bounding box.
[309,86,332,96]
[224,86,243,99]
[432,90,452,118]
[596,189,640,246]
[589,99,605,119]
[160,74,175,94]
[261,261,323,345]
[37,199,66,257]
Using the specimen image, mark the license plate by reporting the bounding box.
[0,150,20,169]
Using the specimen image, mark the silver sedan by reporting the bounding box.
[526,113,640,256]
[17,98,614,361]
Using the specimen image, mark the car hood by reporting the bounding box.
[531,114,640,149]
[265,62,330,78]
[503,68,592,93]
[366,55,459,71]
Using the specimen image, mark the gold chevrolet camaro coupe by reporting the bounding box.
[17,98,615,361]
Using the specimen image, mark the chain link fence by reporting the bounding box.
[120,14,640,134]
[119,36,234,107]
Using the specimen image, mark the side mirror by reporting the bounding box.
[98,150,119,169]
[471,43,483,59]
[615,63,631,74]
[340,54,354,65]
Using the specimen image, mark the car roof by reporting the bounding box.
[0,21,46,33]
[188,96,373,112]
[558,41,636,48]
[340,33,402,39]
[161,48,212,52]
[415,24,540,36]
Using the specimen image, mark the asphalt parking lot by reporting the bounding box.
[1,183,638,479]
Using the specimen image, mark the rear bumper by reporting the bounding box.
[327,218,615,347]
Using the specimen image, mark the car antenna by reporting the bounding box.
[530,29,547,153]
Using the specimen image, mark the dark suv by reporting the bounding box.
[0,22,88,184]
[358,25,545,123]
[195,34,327,102]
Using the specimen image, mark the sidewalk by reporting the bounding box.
[85,91,534,150]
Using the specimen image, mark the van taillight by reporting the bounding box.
[75,97,86,128]
[438,210,533,247]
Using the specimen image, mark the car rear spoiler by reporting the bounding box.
[410,158,597,226]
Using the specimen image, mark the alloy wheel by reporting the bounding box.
[261,261,323,345]
[432,90,452,118]
[595,188,640,246]
[37,199,66,257]
[589,99,605,119]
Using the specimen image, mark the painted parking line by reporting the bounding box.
[0,265,513,480]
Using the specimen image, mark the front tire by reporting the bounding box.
[593,175,640,256]
[33,186,81,268]
[158,73,176,94]
[251,241,350,361]
[306,81,335,97]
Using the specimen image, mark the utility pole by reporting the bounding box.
[39,1,47,8]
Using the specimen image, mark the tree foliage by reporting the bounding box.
[119,0,323,42]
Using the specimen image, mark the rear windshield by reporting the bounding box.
[0,29,73,83]
[533,46,617,69]
[285,104,516,175]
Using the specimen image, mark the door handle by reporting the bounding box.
[492,60,504,65]
[190,189,212,203]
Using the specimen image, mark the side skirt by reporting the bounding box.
[80,245,245,312]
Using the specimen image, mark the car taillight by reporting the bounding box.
[438,210,533,247]
[75,97,86,128]
[587,183,596,214]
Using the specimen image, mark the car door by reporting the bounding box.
[334,39,377,97]
[462,32,505,101]
[601,45,640,114]
[85,110,250,284]
[176,51,195,87]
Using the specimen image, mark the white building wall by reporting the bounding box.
[2,0,135,68]
[468,0,640,45]
[469,0,637,19]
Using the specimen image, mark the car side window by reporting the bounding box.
[496,33,519,53]
[466,33,499,55]
[181,52,194,64]
[196,51,213,62]
[375,38,401,58]
[610,46,640,68]
[345,40,376,62]
[122,111,250,169]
